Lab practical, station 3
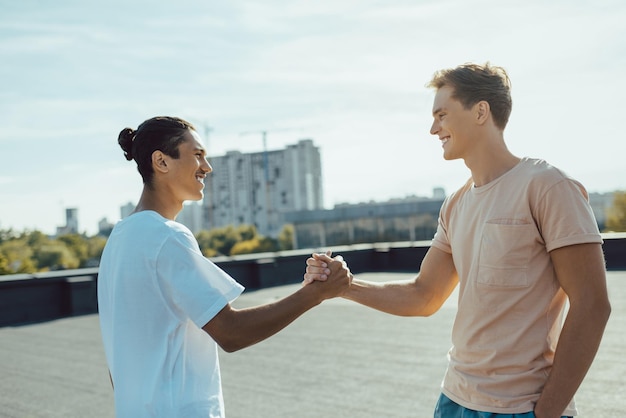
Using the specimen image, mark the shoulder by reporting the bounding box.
[117,211,197,247]
[521,157,588,199]
[521,157,573,182]
[160,219,202,254]
[441,177,473,209]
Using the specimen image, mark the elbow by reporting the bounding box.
[212,334,247,353]
[585,294,611,327]
[416,303,442,317]
[594,290,612,323]
[600,298,612,324]
[219,343,242,354]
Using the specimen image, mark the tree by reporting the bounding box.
[0,230,108,273]
[230,237,278,255]
[237,224,257,241]
[0,251,10,274]
[34,242,80,270]
[230,239,260,255]
[0,238,36,273]
[0,228,19,244]
[278,224,294,251]
[196,224,284,257]
[86,235,107,265]
[196,226,241,257]
[57,234,89,266]
[605,191,626,232]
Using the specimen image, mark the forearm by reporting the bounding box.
[343,278,438,317]
[534,300,610,417]
[219,286,322,352]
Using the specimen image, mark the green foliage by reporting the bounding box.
[0,222,290,274]
[236,224,256,241]
[57,234,89,266]
[195,225,259,257]
[606,191,626,232]
[0,228,19,244]
[230,239,260,255]
[278,224,294,251]
[230,237,278,255]
[0,229,112,274]
[34,243,80,270]
[26,230,48,247]
[196,224,285,256]
[196,226,240,257]
[0,251,11,274]
[0,237,36,273]
[87,235,107,261]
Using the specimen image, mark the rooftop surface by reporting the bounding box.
[1,271,624,417]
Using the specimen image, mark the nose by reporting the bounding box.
[202,158,212,173]
[430,119,439,136]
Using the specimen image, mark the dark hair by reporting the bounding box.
[118,116,196,186]
[427,62,512,130]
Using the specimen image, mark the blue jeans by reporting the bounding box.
[434,393,572,418]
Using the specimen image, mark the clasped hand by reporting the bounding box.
[302,251,352,297]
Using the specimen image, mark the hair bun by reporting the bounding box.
[118,127,136,161]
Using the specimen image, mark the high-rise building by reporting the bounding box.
[203,139,323,237]
[56,207,79,235]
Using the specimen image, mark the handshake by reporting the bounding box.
[302,250,353,300]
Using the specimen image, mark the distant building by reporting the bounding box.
[56,208,79,235]
[98,218,114,236]
[203,139,324,237]
[285,192,445,249]
[177,202,204,234]
[120,202,135,219]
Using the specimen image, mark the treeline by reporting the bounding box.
[0,230,107,275]
[3,188,623,276]
[196,224,294,257]
[0,224,294,275]
[606,191,626,232]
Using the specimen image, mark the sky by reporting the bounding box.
[1,0,625,235]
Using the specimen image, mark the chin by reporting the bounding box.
[442,152,460,161]
[186,193,203,201]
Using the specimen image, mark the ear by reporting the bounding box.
[475,101,490,125]
[152,150,169,174]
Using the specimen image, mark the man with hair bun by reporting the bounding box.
[305,63,610,418]
[98,116,352,417]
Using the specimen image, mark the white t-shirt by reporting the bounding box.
[98,211,244,417]
[431,158,602,415]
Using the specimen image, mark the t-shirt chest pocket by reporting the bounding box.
[477,221,534,287]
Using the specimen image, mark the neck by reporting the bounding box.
[464,135,520,187]
[133,186,183,221]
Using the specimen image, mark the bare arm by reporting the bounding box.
[307,247,458,317]
[534,243,611,418]
[203,257,351,352]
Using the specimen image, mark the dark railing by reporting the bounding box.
[2,234,625,327]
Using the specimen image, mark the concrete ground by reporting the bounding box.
[0,271,624,417]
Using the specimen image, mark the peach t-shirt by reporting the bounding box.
[431,157,602,415]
